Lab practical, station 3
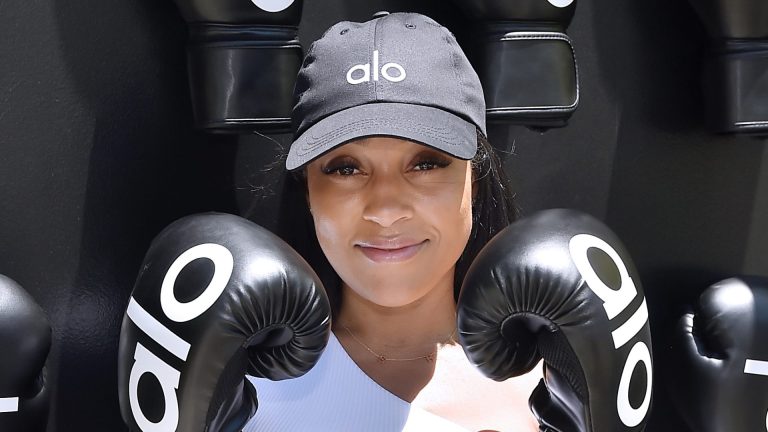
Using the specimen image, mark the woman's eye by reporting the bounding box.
[413,158,450,171]
[322,163,359,176]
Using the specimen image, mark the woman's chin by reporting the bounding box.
[353,281,436,308]
[362,292,427,309]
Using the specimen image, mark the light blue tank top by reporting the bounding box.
[242,332,469,432]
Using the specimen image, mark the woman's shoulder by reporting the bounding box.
[412,343,542,432]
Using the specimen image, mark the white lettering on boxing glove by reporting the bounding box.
[126,243,234,431]
[744,359,768,431]
[129,343,181,432]
[0,397,19,413]
[569,234,639,330]
[745,359,768,376]
[161,243,234,323]
[569,233,652,428]
[347,50,406,84]
[250,0,294,13]
[547,0,575,8]
[127,298,191,362]
[616,340,653,427]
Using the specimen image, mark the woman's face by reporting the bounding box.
[306,136,474,307]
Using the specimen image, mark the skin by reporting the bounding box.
[305,136,540,432]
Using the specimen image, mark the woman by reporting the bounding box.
[244,11,542,432]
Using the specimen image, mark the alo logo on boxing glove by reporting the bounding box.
[124,243,234,432]
[744,359,768,430]
[0,398,18,413]
[346,50,406,85]
[119,214,332,432]
[250,0,294,12]
[457,209,653,432]
[547,0,575,7]
[570,234,653,428]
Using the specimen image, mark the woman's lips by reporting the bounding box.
[356,240,428,263]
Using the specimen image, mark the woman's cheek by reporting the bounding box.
[312,211,345,257]
[456,164,475,233]
[424,180,473,257]
[313,202,362,279]
[453,169,475,256]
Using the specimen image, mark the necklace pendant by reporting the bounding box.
[377,355,387,363]
[425,352,435,362]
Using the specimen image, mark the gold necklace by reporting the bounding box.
[341,325,457,363]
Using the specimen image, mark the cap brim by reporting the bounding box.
[286,102,477,170]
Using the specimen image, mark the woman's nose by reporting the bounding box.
[361,175,414,228]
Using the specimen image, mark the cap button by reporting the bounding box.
[372,11,390,18]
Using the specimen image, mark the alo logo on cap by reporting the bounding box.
[250,0,294,12]
[347,50,406,85]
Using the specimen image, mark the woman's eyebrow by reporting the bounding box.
[324,154,356,163]
[413,148,451,159]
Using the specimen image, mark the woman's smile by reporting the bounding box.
[355,239,429,263]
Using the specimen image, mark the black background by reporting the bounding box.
[1,0,766,430]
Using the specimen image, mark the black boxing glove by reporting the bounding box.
[0,274,51,432]
[172,0,304,133]
[458,209,653,431]
[450,0,579,130]
[118,213,331,431]
[688,0,768,134]
[668,276,768,432]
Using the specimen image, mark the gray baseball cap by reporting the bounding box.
[286,12,487,171]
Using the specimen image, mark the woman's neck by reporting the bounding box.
[333,268,458,358]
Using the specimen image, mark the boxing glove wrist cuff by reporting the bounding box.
[529,378,585,432]
[185,24,302,133]
[188,23,300,46]
[478,23,579,129]
[703,39,768,134]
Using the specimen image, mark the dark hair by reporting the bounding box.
[247,129,519,317]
